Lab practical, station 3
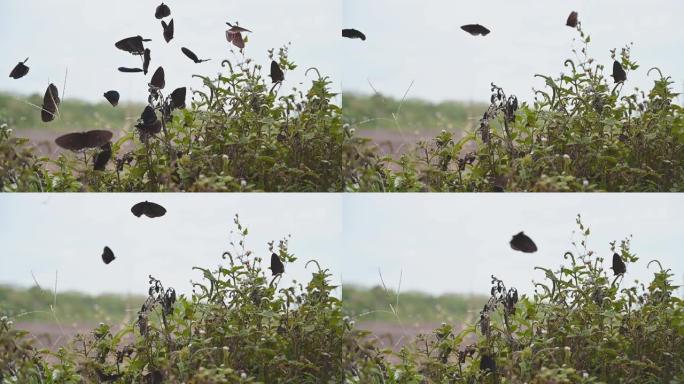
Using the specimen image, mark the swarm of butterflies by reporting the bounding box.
[7,2,287,172]
[99,200,286,276]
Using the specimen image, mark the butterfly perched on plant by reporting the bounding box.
[612,61,627,83]
[269,253,285,275]
[610,253,626,275]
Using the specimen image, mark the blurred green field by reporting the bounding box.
[342,92,486,131]
[0,91,143,132]
[342,284,487,324]
[0,283,486,325]
[0,284,143,324]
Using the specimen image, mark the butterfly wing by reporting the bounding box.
[155,2,171,19]
[84,130,113,149]
[9,60,29,79]
[41,83,60,122]
[102,246,116,264]
[269,253,285,275]
[103,90,120,107]
[612,61,627,83]
[131,202,146,217]
[149,66,165,89]
[226,30,245,49]
[118,67,144,73]
[269,61,284,83]
[162,19,174,43]
[142,201,167,218]
[510,232,537,253]
[55,132,86,151]
[143,49,151,74]
[566,11,578,27]
[93,142,112,171]
[181,47,199,63]
[169,87,187,110]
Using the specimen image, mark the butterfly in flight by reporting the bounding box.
[461,24,491,36]
[226,22,251,49]
[103,90,120,107]
[181,47,211,63]
[269,253,285,276]
[102,246,116,264]
[509,231,537,253]
[115,36,151,56]
[55,130,113,151]
[118,67,144,73]
[93,142,112,171]
[162,19,174,43]
[155,2,171,19]
[610,253,626,275]
[611,61,627,83]
[269,60,284,83]
[41,83,60,122]
[131,201,167,218]
[143,49,151,74]
[342,28,366,40]
[566,11,579,28]
[9,58,30,79]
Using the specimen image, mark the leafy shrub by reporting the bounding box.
[0,216,347,383]
[0,46,344,192]
[344,215,684,383]
[347,26,684,192]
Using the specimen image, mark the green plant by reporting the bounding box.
[1,46,344,192]
[0,216,348,383]
[347,26,684,192]
[344,215,684,383]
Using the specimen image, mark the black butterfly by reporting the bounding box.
[612,61,627,83]
[566,11,578,28]
[103,90,120,107]
[181,47,210,63]
[149,66,165,89]
[131,201,167,218]
[115,36,151,56]
[169,87,186,110]
[9,58,29,79]
[269,60,284,83]
[135,106,162,135]
[155,2,171,19]
[93,142,112,171]
[509,231,537,253]
[610,253,626,275]
[143,48,151,74]
[118,67,144,73]
[41,83,60,122]
[461,24,491,36]
[102,246,116,264]
[225,22,251,49]
[269,253,285,276]
[342,28,366,40]
[55,130,113,151]
[162,19,174,43]
[479,354,496,373]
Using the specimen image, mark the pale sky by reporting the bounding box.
[342,194,684,297]
[0,194,343,297]
[342,0,684,103]
[0,0,341,103]
[2,194,681,299]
